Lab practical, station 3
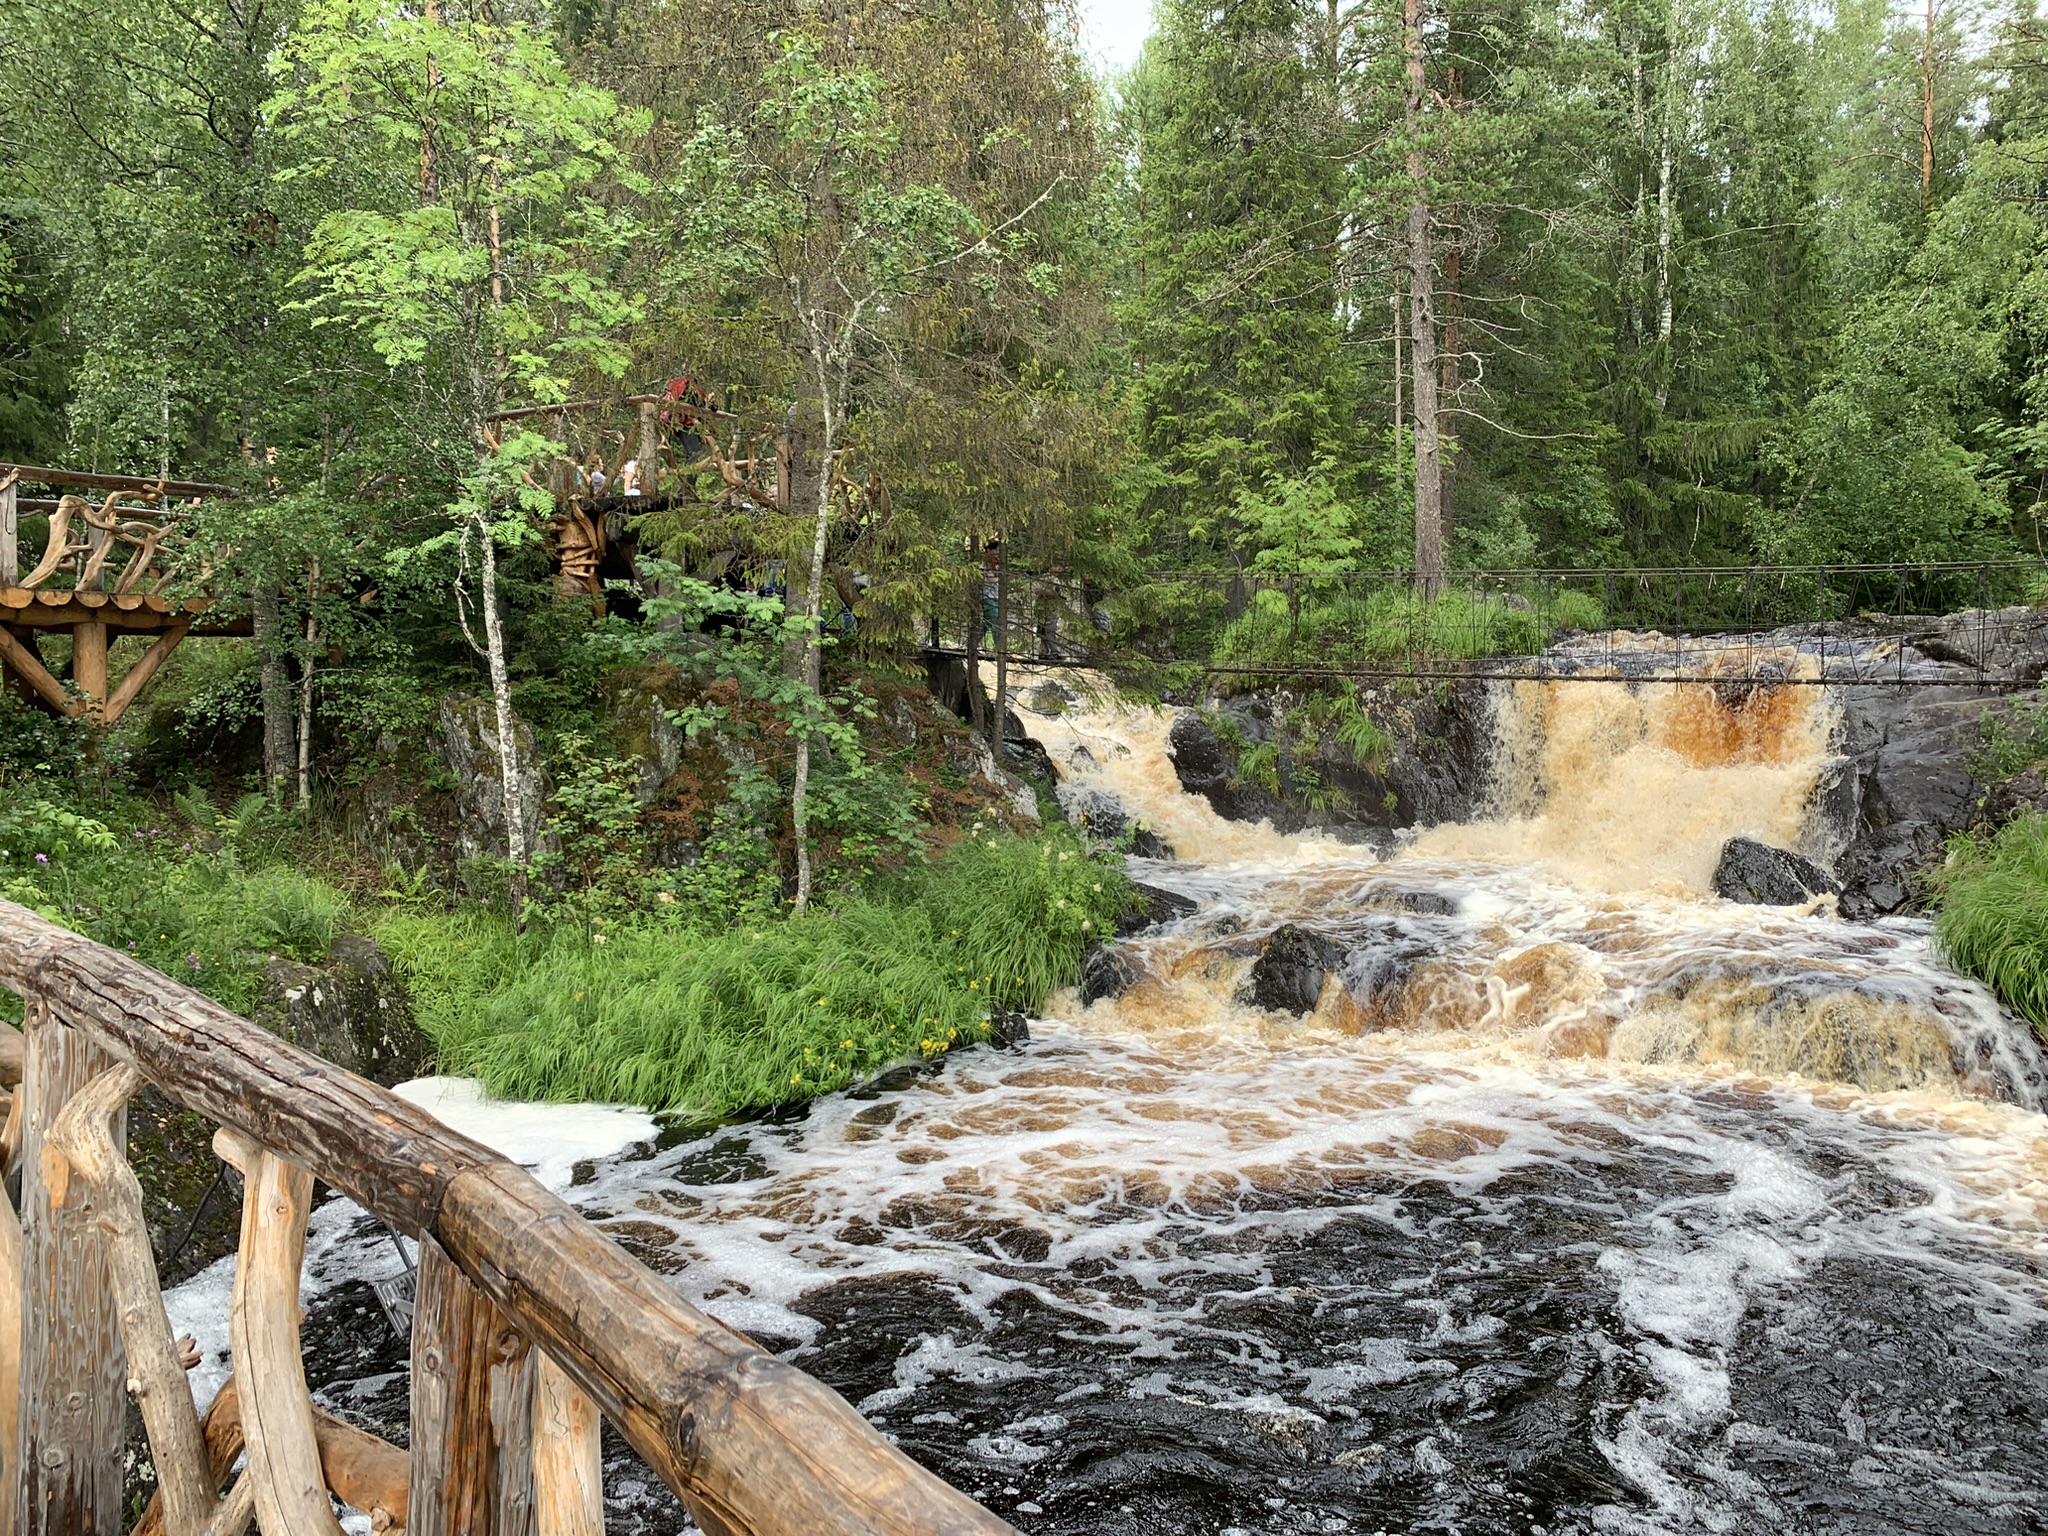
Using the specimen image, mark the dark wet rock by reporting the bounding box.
[1167,685,1487,838]
[1803,754,1863,870]
[1245,924,1345,1016]
[1829,686,2003,916]
[1380,888,1460,916]
[1002,734,1059,787]
[1713,837,1840,906]
[1081,943,1137,1005]
[1116,882,1199,936]
[129,1086,239,1286]
[1067,787,1176,860]
[1837,822,1946,918]
[989,1010,1032,1048]
[1168,712,1235,791]
[1982,765,2048,826]
[256,933,430,1087]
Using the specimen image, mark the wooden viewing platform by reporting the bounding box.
[0,903,1013,1536]
[0,466,230,724]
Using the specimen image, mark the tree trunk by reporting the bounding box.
[1921,0,1936,209]
[963,546,985,741]
[1404,0,1445,598]
[991,541,1008,750]
[253,586,296,797]
[1654,1,1679,412]
[1438,66,1465,547]
[473,514,529,918]
[788,362,835,915]
[297,562,318,811]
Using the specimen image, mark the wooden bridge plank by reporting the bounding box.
[14,1002,127,1536]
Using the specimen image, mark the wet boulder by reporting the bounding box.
[1067,787,1174,860]
[1081,943,1138,1004]
[1116,881,1200,936]
[256,933,431,1087]
[1712,837,1840,906]
[1245,925,1346,1016]
[989,1010,1032,1048]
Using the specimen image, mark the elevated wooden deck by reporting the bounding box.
[0,465,233,723]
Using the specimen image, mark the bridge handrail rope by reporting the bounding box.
[0,902,1013,1536]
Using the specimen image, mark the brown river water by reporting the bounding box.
[262,666,2048,1535]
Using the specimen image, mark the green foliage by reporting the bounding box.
[1935,814,2048,1033]
[398,828,1129,1117]
[1215,586,1561,668]
[0,784,352,1015]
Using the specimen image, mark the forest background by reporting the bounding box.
[5,0,2048,1114]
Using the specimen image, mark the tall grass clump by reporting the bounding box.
[1934,814,2048,1032]
[402,828,1129,1119]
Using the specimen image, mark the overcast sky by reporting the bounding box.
[1074,0,1153,74]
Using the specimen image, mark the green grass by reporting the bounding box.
[1214,586,1606,670]
[380,828,1130,1119]
[1934,813,2048,1031]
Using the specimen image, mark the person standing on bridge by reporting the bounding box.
[980,538,1003,646]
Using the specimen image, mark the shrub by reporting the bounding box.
[232,870,346,962]
[1934,814,2048,1032]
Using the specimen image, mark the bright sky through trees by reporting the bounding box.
[1076,0,1152,71]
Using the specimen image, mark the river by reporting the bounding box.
[231,667,2048,1534]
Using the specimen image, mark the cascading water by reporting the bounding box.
[264,664,2048,1535]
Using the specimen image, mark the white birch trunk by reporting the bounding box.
[474,512,529,892]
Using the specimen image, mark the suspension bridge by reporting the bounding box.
[942,561,2048,690]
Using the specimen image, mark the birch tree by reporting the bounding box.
[267,0,643,913]
[668,33,999,910]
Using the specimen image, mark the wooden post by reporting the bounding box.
[532,1355,602,1536]
[70,625,106,711]
[14,1001,127,1536]
[0,1144,21,1536]
[637,401,659,495]
[221,1131,344,1536]
[100,619,189,725]
[46,1067,212,1536]
[409,1237,539,1536]
[1,474,18,587]
[992,538,1008,750]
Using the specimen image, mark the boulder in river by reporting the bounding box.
[1116,881,1200,936]
[1066,787,1174,859]
[256,932,431,1087]
[1246,924,1345,1016]
[1712,837,1841,906]
[1081,943,1137,1004]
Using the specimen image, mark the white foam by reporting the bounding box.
[390,1076,657,1193]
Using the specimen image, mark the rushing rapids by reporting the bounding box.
[214,663,2048,1534]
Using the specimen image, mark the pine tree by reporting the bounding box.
[1127,0,1362,567]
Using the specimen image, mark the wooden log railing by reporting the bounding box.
[0,903,1014,1536]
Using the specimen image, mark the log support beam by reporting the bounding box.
[219,1129,344,1536]
[14,1002,127,1536]
[409,1237,540,1536]
[70,624,106,712]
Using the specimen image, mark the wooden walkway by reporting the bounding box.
[0,904,1012,1536]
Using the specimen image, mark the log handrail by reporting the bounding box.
[0,902,1012,1536]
